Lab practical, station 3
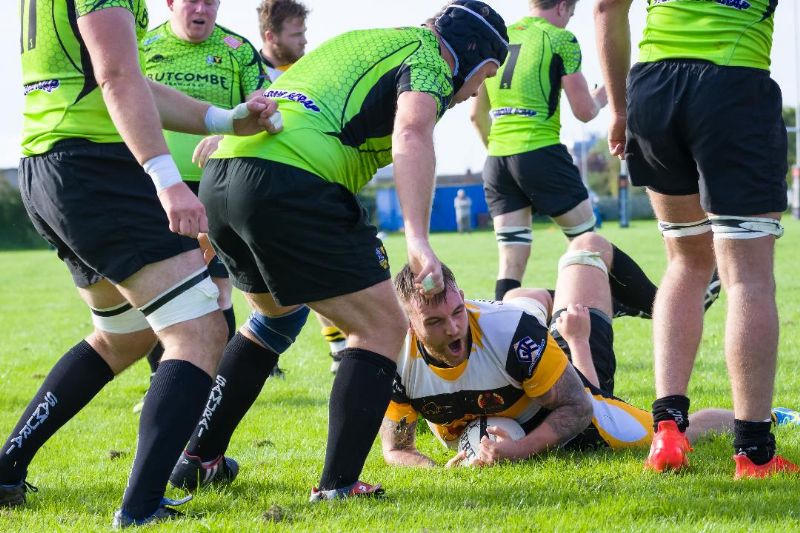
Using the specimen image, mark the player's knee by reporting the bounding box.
[559,214,596,240]
[88,328,157,374]
[709,215,783,241]
[245,305,310,354]
[138,268,220,332]
[495,225,532,248]
[558,248,608,275]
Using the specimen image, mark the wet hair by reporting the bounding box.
[394,263,458,310]
[530,0,579,9]
[257,0,309,36]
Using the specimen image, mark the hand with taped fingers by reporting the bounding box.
[556,303,591,345]
[157,181,208,238]
[232,96,283,136]
[406,236,444,297]
[192,135,223,169]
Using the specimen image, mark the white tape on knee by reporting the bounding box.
[709,215,784,240]
[138,268,220,332]
[657,219,711,238]
[90,302,150,334]
[558,250,608,274]
[495,226,532,246]
[559,215,596,239]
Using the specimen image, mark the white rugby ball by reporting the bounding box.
[458,416,525,465]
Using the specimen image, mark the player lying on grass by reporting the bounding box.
[380,233,797,471]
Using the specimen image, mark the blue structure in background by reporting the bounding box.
[376,184,488,232]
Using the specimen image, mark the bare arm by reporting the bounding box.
[379,417,436,467]
[594,0,634,157]
[469,84,492,148]
[478,365,593,463]
[392,92,444,295]
[562,73,607,123]
[78,8,169,164]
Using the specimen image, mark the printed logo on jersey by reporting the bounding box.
[514,335,546,371]
[146,72,229,89]
[375,245,389,270]
[263,89,321,112]
[148,54,169,64]
[23,80,60,96]
[142,34,162,47]
[477,392,505,410]
[207,55,223,65]
[490,107,537,119]
[223,35,243,49]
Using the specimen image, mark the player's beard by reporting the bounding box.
[273,40,303,65]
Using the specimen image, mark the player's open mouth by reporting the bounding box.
[448,339,462,355]
[192,19,206,25]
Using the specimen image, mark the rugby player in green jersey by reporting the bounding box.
[131,0,268,407]
[168,0,509,501]
[595,0,796,478]
[0,0,280,526]
[470,0,666,327]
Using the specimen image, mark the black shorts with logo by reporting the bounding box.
[19,140,198,288]
[200,157,391,306]
[626,60,788,215]
[483,143,589,218]
[185,180,229,279]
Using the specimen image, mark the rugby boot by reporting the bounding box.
[309,480,384,502]
[0,478,36,508]
[645,420,692,473]
[112,495,190,529]
[771,407,800,427]
[734,453,800,479]
[169,451,239,491]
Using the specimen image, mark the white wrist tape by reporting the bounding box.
[143,154,182,192]
[204,103,249,135]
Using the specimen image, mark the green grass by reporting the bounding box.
[2,219,800,531]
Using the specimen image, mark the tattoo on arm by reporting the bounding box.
[536,365,594,445]
[380,416,418,451]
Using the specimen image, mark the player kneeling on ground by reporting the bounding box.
[380,234,796,467]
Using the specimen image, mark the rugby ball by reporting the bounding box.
[458,416,525,465]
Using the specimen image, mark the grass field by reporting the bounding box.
[2,219,800,531]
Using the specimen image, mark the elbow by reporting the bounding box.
[95,67,138,92]
[594,0,619,15]
[575,106,598,123]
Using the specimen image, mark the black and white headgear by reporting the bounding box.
[434,1,509,93]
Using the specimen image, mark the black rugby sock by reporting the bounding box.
[146,343,163,375]
[0,340,114,484]
[734,420,775,466]
[185,333,278,461]
[652,395,691,433]
[121,360,211,519]
[609,245,658,316]
[222,307,236,341]
[495,278,521,301]
[318,348,395,490]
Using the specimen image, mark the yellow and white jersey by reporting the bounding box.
[386,299,569,447]
[386,298,655,451]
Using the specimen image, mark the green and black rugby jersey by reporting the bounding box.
[212,27,454,194]
[483,17,582,157]
[20,0,148,156]
[141,22,267,181]
[640,0,777,71]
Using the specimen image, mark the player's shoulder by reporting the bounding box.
[142,21,169,45]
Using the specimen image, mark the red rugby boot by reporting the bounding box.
[645,420,692,472]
